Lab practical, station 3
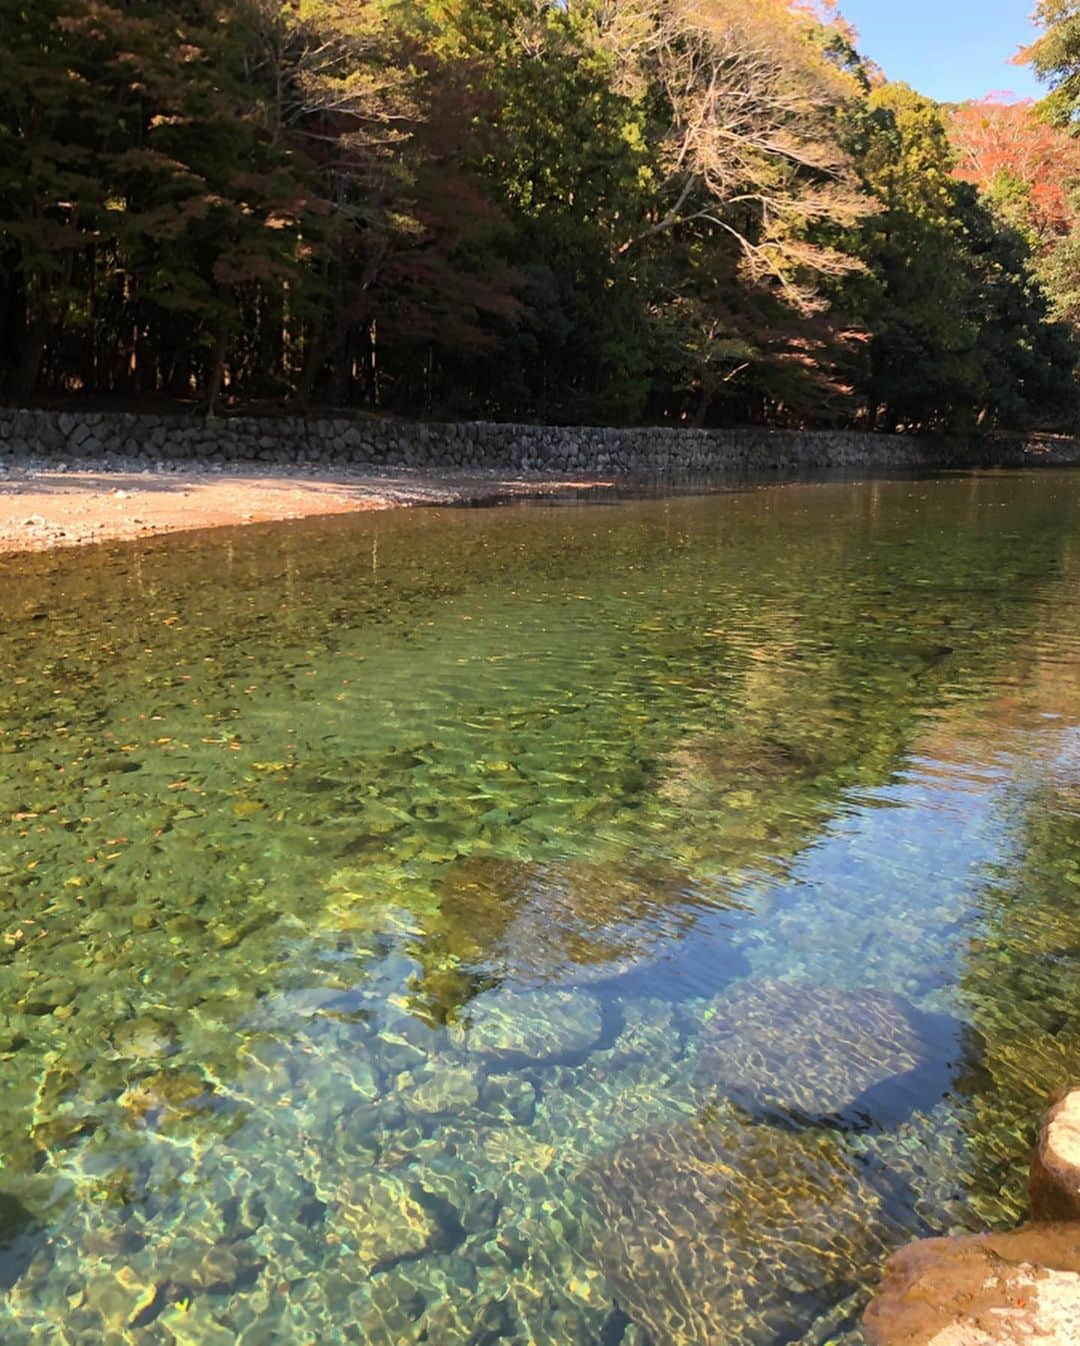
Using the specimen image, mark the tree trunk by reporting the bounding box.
[691,383,713,428]
[205,314,229,416]
[297,317,326,409]
[17,313,48,402]
[328,233,350,405]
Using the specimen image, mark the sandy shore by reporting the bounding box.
[0,460,615,555]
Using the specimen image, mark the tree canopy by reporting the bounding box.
[0,0,1078,430]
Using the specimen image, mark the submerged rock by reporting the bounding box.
[331,1172,442,1272]
[163,1235,264,1297]
[696,979,959,1126]
[403,1062,481,1115]
[82,1265,159,1329]
[119,1067,213,1127]
[478,1072,536,1126]
[606,998,682,1064]
[583,1112,899,1346]
[454,987,601,1063]
[863,1224,1080,1346]
[112,1014,179,1061]
[1030,1085,1080,1223]
[158,1300,235,1346]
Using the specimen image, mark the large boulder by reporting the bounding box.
[696,979,961,1126]
[863,1224,1080,1346]
[583,1113,900,1346]
[865,1085,1080,1345]
[1030,1085,1080,1223]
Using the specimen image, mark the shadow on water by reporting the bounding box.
[0,1195,40,1292]
[836,1013,984,1133]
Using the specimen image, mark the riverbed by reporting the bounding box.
[1,471,1078,1345]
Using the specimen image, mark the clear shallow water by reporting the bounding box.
[0,472,1079,1345]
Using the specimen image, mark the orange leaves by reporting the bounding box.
[948,97,1080,243]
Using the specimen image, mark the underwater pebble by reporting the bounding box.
[112,1015,179,1061]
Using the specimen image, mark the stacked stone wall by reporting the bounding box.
[0,408,1076,473]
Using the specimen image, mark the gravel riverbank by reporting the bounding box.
[0,458,615,554]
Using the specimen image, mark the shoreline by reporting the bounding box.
[3,445,1079,557]
[3,408,1080,558]
[0,460,617,556]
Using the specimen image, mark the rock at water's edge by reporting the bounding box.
[863,1224,1080,1346]
[1030,1085,1080,1223]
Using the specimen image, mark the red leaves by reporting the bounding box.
[949,98,1080,243]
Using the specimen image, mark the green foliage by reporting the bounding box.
[1026,0,1080,124]
[0,0,1075,428]
[848,85,1076,430]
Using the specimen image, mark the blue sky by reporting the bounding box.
[839,0,1044,103]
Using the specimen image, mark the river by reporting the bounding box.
[1,470,1078,1344]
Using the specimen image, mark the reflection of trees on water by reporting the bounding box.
[401,480,1080,1023]
[936,558,1080,1226]
[956,762,1080,1224]
[402,856,745,1023]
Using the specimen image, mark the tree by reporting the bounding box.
[599,0,870,310]
[0,0,106,398]
[949,97,1080,246]
[389,0,658,421]
[853,84,1075,431]
[0,0,1073,427]
[1022,0,1080,126]
[1014,5,1080,332]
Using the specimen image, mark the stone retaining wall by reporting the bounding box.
[0,407,1076,474]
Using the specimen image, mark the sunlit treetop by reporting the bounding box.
[949,96,1080,245]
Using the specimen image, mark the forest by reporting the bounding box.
[3,0,1080,430]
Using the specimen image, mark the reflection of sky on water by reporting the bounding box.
[0,472,1078,1344]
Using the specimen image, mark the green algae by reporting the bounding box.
[0,473,1078,1343]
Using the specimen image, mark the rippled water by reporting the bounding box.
[2,471,1079,1345]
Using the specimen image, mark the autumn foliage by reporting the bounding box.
[0,0,1076,430]
[949,97,1080,243]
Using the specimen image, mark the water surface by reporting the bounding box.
[2,471,1079,1345]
